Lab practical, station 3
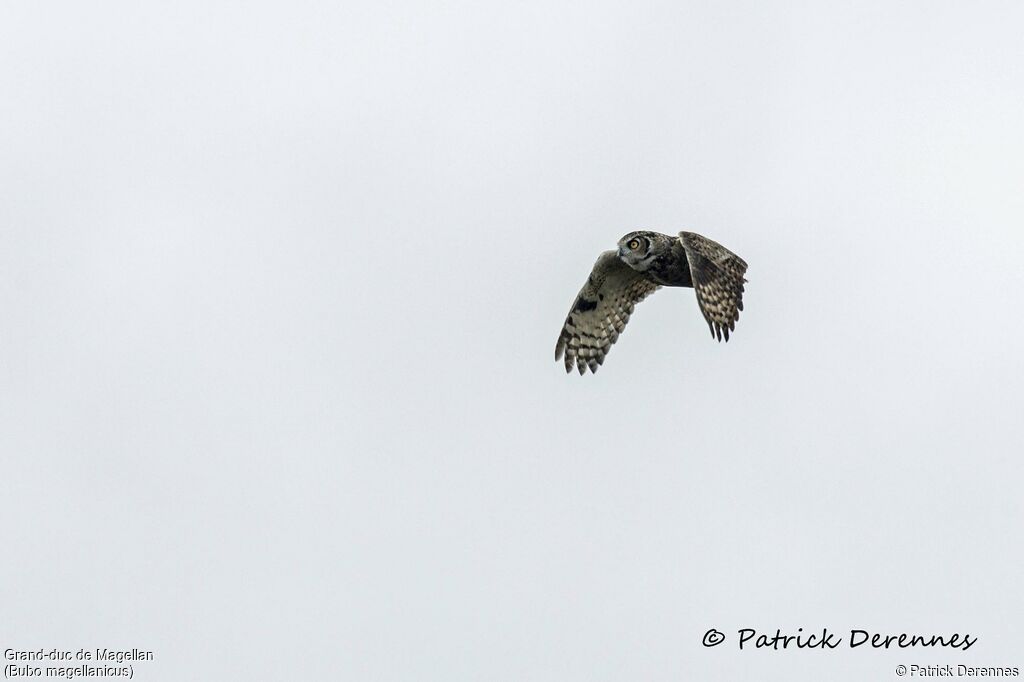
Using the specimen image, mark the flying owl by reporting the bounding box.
[555,230,748,374]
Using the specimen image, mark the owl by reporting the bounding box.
[555,230,748,374]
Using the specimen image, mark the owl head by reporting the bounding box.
[617,231,659,270]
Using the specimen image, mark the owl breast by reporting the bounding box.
[645,253,694,288]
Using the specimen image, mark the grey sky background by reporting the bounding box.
[2,1,1023,680]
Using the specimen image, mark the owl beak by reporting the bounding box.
[617,246,625,257]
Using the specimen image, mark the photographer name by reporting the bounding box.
[737,628,976,651]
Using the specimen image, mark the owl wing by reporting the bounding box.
[555,251,660,374]
[677,231,748,341]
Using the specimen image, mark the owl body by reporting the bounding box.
[555,229,748,374]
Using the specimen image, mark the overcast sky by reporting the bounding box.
[2,1,1023,680]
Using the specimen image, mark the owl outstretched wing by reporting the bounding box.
[677,231,748,341]
[555,251,660,374]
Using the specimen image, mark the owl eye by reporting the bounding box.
[628,239,640,250]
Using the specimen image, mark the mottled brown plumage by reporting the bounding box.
[555,230,748,374]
